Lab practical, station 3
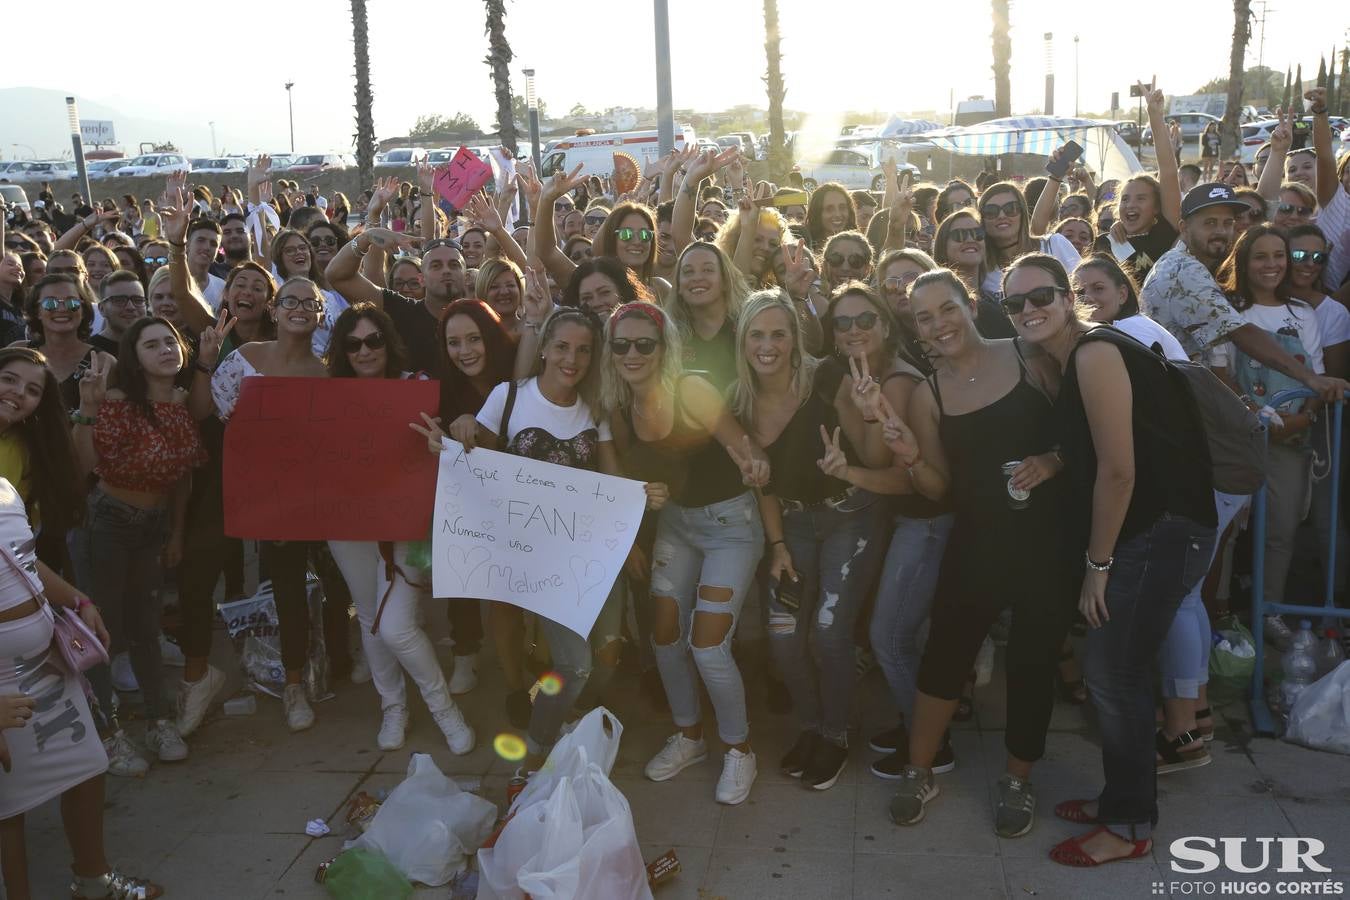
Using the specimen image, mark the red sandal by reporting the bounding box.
[1050,826,1151,867]
[1053,798,1100,825]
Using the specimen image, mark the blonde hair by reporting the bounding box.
[665,241,749,342]
[528,306,604,412]
[598,302,684,415]
[474,256,524,301]
[1279,181,1317,208]
[728,288,818,429]
[717,206,789,286]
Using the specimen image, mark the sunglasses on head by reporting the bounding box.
[102,294,146,308]
[342,331,386,353]
[39,297,83,312]
[1290,249,1329,265]
[276,295,323,311]
[615,227,653,242]
[584,214,607,225]
[1000,285,1062,315]
[950,225,986,243]
[609,337,660,356]
[423,237,463,253]
[832,311,879,332]
[982,200,1020,220]
[1277,203,1313,217]
[826,252,869,269]
[309,235,339,248]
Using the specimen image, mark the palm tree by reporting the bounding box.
[991,0,1012,118]
[762,0,788,182]
[1219,0,1252,160]
[484,0,518,156]
[350,0,376,190]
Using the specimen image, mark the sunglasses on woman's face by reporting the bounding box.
[568,248,593,262]
[1290,249,1329,266]
[609,337,660,356]
[39,297,83,312]
[882,272,920,291]
[1277,203,1314,217]
[832,311,879,332]
[1001,285,1062,315]
[614,227,654,243]
[584,214,607,225]
[144,255,168,266]
[343,331,386,353]
[981,200,1020,220]
[309,235,339,248]
[276,295,323,312]
[826,252,869,269]
[950,226,986,243]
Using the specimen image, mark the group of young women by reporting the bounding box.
[0,81,1347,893]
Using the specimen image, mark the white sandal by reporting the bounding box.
[70,869,163,899]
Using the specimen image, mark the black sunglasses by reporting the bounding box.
[826,252,869,269]
[423,237,463,253]
[609,337,660,356]
[1001,285,1062,315]
[342,331,386,353]
[584,214,607,225]
[981,200,1020,220]
[309,235,339,248]
[1290,249,1329,265]
[832,311,879,332]
[1277,203,1314,217]
[950,226,986,243]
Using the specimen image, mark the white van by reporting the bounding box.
[540,126,697,178]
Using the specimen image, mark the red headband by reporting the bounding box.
[615,301,664,329]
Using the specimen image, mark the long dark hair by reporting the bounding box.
[562,257,652,309]
[270,228,326,285]
[111,317,189,425]
[1218,223,1292,311]
[436,299,515,421]
[594,202,658,282]
[326,303,408,378]
[806,182,857,249]
[1074,253,1142,319]
[0,348,84,531]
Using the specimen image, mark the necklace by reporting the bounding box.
[633,396,665,420]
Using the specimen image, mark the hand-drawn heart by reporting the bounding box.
[480,520,495,532]
[489,498,503,508]
[441,501,461,517]
[579,514,594,527]
[613,521,627,533]
[447,481,462,496]
[569,557,607,604]
[445,546,490,589]
[604,538,618,551]
[578,531,592,543]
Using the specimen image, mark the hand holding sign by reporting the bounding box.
[433,148,494,213]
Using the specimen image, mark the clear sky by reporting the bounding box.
[3,0,1343,157]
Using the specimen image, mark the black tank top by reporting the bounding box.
[762,362,856,504]
[930,341,1066,539]
[618,377,745,508]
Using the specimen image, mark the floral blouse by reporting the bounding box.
[94,397,208,494]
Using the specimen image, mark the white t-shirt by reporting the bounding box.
[982,233,1084,299]
[1311,295,1350,348]
[1215,300,1325,374]
[1113,314,1188,362]
[477,377,611,467]
[203,273,226,310]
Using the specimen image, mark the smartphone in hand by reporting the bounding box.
[1046,141,1085,179]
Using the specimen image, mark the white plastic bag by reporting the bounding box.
[348,753,497,886]
[509,707,622,815]
[1284,661,1350,755]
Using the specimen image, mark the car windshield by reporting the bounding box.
[297,156,323,165]
[130,156,156,166]
[386,151,412,162]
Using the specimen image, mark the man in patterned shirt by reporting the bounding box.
[1140,182,1348,401]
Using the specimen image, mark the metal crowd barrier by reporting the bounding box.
[1248,388,1350,736]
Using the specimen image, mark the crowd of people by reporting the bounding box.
[0,81,1347,896]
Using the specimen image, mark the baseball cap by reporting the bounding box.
[1181,182,1245,219]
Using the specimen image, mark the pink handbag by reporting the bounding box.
[1,539,109,672]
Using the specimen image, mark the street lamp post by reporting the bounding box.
[1043,33,1055,116]
[1074,35,1080,117]
[285,82,295,153]
[653,0,674,155]
[210,121,217,156]
[522,68,542,174]
[65,97,92,210]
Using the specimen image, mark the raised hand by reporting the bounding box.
[410,412,450,454]
[725,435,770,487]
[847,353,882,421]
[816,424,850,479]
[247,154,272,190]
[417,162,437,196]
[878,394,920,465]
[362,227,420,256]
[1305,86,1327,113]
[725,151,747,191]
[781,242,816,297]
[198,308,236,367]
[516,163,543,210]
[77,351,112,414]
[543,163,586,200]
[159,179,190,244]
[465,190,503,232]
[1269,105,1293,155]
[1142,78,1164,116]
[521,266,553,325]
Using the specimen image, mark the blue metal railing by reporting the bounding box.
[1248,389,1350,736]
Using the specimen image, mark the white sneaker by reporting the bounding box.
[432,704,475,755]
[715,748,757,805]
[644,733,708,782]
[175,665,226,737]
[111,653,139,692]
[146,719,188,763]
[283,684,315,732]
[159,634,186,667]
[102,730,149,778]
[350,654,372,684]
[449,653,478,695]
[377,704,409,751]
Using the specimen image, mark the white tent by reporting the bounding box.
[919,116,1143,183]
[879,116,945,138]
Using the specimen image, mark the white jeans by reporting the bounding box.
[327,540,452,716]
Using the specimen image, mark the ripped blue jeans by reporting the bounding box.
[769,493,888,744]
[649,492,763,745]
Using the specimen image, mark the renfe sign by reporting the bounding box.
[79,120,116,145]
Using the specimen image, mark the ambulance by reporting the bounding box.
[539,126,698,178]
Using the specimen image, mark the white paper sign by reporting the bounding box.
[431,440,646,639]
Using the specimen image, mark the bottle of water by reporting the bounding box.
[1315,628,1345,679]
[1280,621,1318,712]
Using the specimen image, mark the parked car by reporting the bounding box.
[266,154,295,172]
[1238,117,1348,165]
[715,134,755,159]
[0,161,28,181]
[1141,112,1221,146]
[375,148,428,168]
[192,157,250,174]
[116,153,191,177]
[796,145,920,192]
[89,158,134,179]
[10,160,77,183]
[1112,121,1141,148]
[287,153,353,174]
[0,184,31,217]
[427,148,456,165]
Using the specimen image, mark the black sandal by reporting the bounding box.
[1156,729,1211,774]
[1195,706,1214,743]
[1056,648,1088,705]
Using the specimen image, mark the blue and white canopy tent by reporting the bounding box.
[919,116,1144,183]
[878,116,946,138]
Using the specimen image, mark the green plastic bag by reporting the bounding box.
[1208,614,1256,701]
[404,538,431,571]
[324,848,413,900]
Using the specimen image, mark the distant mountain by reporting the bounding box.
[0,87,223,159]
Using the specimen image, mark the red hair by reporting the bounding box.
[436,299,515,421]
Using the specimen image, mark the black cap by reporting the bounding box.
[1181,182,1245,219]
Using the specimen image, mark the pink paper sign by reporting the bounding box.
[433,147,493,211]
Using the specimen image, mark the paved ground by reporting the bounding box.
[19,601,1350,900]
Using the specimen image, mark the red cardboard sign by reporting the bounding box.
[222,377,439,541]
[433,147,493,212]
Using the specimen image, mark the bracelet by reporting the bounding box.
[770,539,786,548]
[1085,552,1113,573]
[195,361,214,375]
[74,596,93,612]
[169,240,186,248]
[69,411,96,426]
[350,237,368,257]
